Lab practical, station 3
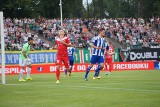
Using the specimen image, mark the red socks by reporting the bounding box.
[56,70,60,80]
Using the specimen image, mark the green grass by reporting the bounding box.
[0,70,160,107]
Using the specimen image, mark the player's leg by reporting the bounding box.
[64,69,68,76]
[105,58,109,75]
[64,68,68,77]
[70,59,74,72]
[94,63,104,79]
[26,58,32,80]
[84,63,93,80]
[56,65,61,83]
[93,64,99,78]
[106,65,110,75]
[26,65,32,80]
[64,57,74,76]
[84,55,95,80]
[64,57,70,76]
[94,56,104,79]
[19,59,26,81]
[108,58,113,74]
[106,58,112,75]
[55,56,62,83]
[63,56,72,76]
[68,59,74,77]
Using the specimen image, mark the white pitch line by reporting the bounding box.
[69,85,160,93]
[4,84,29,86]
[4,83,160,93]
[142,82,160,84]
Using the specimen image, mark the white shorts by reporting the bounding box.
[19,58,31,67]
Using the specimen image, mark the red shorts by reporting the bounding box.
[105,58,112,65]
[56,55,69,68]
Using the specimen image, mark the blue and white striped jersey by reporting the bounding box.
[91,35,108,56]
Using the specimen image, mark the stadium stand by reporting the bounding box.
[3,17,160,50]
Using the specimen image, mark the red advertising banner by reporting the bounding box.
[0,62,154,75]
[112,62,154,70]
[0,64,98,74]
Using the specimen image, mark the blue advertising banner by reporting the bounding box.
[154,62,160,70]
[0,51,57,65]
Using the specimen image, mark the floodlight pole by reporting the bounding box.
[0,12,5,84]
[60,0,63,26]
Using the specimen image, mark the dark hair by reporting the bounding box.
[99,28,105,32]
[28,37,33,41]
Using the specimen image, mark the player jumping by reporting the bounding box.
[54,30,74,83]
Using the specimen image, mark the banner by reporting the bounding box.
[127,48,160,61]
[74,49,92,63]
[119,49,129,62]
[0,64,99,74]
[83,49,91,63]
[113,62,154,70]
[0,51,57,65]
[74,50,81,63]
[0,62,155,74]
[114,48,119,62]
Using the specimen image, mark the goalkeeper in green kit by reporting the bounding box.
[19,37,33,81]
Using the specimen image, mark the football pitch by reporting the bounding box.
[0,70,160,107]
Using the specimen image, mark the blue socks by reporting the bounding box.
[64,69,67,75]
[84,66,92,79]
[65,66,73,76]
[94,65,101,77]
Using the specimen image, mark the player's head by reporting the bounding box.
[59,30,65,37]
[108,41,111,46]
[28,37,33,45]
[99,28,105,37]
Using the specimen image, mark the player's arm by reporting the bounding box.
[52,45,57,49]
[67,43,74,47]
[89,42,101,50]
[22,51,28,58]
[60,38,74,47]
[22,45,28,58]
[52,40,58,49]
[89,37,102,49]
[60,40,67,45]
[60,41,74,47]
[110,51,115,55]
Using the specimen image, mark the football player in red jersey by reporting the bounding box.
[105,42,114,75]
[54,30,74,83]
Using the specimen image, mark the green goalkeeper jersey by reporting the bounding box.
[20,43,30,59]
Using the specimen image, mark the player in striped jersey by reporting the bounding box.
[84,28,108,81]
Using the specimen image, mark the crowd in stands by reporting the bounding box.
[2,17,160,51]
[32,17,160,49]
[3,18,50,51]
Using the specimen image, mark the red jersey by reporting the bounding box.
[55,37,70,56]
[105,46,114,58]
